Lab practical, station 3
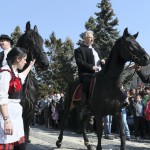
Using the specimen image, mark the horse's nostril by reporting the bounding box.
[40,62,49,69]
[142,56,146,60]
[41,62,45,66]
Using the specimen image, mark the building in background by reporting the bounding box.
[124,63,150,89]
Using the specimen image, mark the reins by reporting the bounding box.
[121,61,136,85]
[121,39,137,84]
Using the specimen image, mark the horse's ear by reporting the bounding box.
[34,25,38,32]
[26,21,31,32]
[133,32,139,39]
[123,28,129,37]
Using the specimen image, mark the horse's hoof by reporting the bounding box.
[27,139,31,143]
[87,144,93,150]
[56,140,62,148]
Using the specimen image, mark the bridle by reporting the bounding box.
[24,32,42,62]
[18,32,46,73]
[121,37,141,64]
[121,38,139,83]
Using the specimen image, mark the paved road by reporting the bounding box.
[27,125,150,150]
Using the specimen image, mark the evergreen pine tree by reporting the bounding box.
[60,37,77,87]
[38,82,50,97]
[44,32,76,92]
[11,26,22,46]
[85,0,119,58]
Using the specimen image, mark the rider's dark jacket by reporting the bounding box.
[74,45,103,79]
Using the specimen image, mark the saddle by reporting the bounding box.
[70,78,96,110]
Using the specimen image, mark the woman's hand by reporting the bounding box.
[29,59,36,67]
[4,119,13,135]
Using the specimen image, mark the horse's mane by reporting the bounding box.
[101,37,123,75]
[17,34,25,48]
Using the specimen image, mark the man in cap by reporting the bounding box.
[0,34,13,67]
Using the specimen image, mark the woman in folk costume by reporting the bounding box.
[0,47,35,150]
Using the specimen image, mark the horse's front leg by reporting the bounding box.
[23,117,30,143]
[115,112,126,150]
[56,108,69,148]
[56,98,71,148]
[95,115,103,150]
[82,107,93,150]
[22,107,33,143]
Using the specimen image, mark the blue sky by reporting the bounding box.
[0,0,150,54]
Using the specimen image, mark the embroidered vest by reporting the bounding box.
[0,69,22,99]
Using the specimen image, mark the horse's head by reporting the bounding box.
[17,21,49,71]
[120,28,150,66]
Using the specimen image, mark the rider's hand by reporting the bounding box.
[92,66,98,72]
[134,64,141,72]
[101,59,105,65]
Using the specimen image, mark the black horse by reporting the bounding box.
[56,28,150,150]
[16,21,49,142]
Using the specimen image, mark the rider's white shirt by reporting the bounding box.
[89,46,101,72]
[2,48,11,66]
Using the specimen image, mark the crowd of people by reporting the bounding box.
[31,91,96,132]
[32,93,65,129]
[30,86,150,141]
[125,86,150,140]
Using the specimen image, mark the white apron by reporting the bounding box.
[0,100,24,143]
[0,66,25,144]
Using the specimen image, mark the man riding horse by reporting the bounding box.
[74,30,105,104]
[56,28,150,150]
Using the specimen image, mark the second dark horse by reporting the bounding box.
[16,21,49,142]
[56,28,150,150]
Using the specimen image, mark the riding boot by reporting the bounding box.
[82,92,87,105]
[85,105,92,116]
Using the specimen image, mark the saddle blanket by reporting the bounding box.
[70,78,96,110]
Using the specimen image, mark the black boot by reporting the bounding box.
[13,143,27,150]
[82,92,87,105]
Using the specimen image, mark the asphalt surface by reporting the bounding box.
[27,125,150,150]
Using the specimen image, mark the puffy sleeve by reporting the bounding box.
[18,73,26,84]
[0,71,11,105]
